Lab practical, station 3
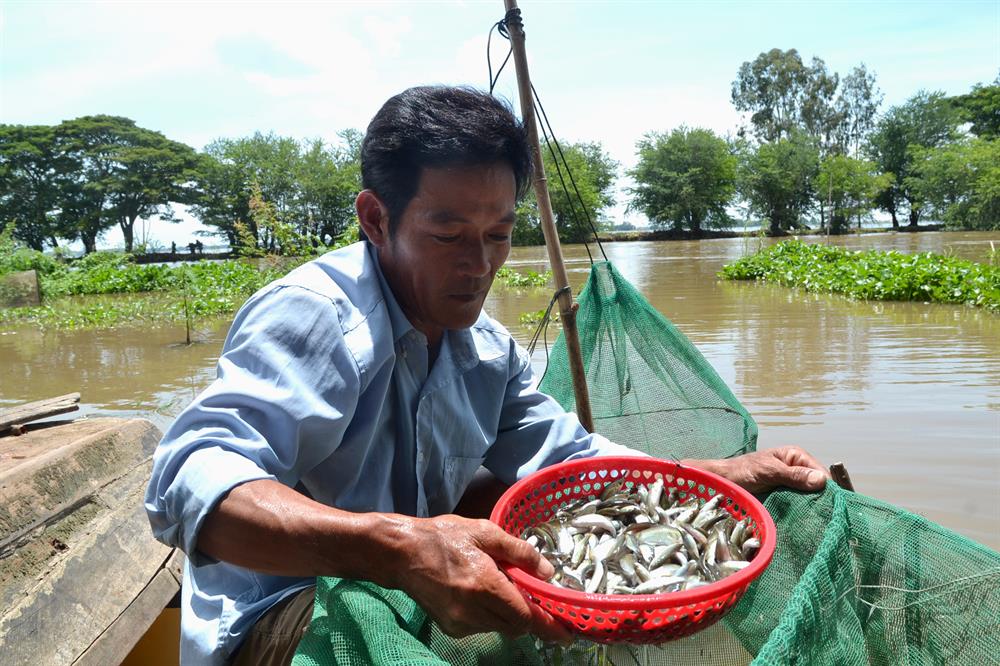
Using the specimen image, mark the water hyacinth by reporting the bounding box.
[719,240,1000,312]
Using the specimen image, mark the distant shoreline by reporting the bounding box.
[595,224,945,244]
[125,223,950,262]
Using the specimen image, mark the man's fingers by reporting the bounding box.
[475,522,555,579]
[526,599,573,644]
[476,569,538,633]
[777,464,828,492]
[775,446,829,475]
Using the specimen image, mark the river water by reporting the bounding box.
[2,231,998,549]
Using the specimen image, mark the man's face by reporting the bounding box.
[375,162,516,345]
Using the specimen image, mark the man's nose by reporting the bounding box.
[459,241,491,278]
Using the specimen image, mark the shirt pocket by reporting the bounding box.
[437,454,487,514]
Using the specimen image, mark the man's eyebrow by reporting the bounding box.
[429,210,517,224]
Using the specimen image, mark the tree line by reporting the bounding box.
[632,50,998,235]
[0,118,362,254]
[1,50,997,254]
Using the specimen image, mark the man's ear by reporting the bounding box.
[356,190,390,246]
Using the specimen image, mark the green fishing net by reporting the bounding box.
[294,261,1000,665]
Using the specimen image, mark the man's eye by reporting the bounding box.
[490,234,511,242]
[433,235,459,243]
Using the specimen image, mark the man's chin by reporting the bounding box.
[440,302,484,330]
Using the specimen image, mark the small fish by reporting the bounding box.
[521,478,759,595]
[720,560,751,575]
[646,478,664,515]
[741,537,760,560]
[571,513,616,535]
[633,576,686,594]
[638,525,683,546]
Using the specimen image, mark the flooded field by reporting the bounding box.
[2,231,998,549]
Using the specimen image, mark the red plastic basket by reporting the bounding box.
[490,456,776,644]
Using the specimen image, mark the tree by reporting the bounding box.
[191,131,361,253]
[836,64,883,156]
[514,141,618,246]
[51,116,200,253]
[737,132,820,235]
[907,138,1000,230]
[799,57,843,154]
[627,127,736,233]
[192,133,302,250]
[868,91,962,228]
[816,154,893,233]
[732,48,810,142]
[0,125,64,250]
[295,131,362,246]
[103,130,200,253]
[950,75,1000,139]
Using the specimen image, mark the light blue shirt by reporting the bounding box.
[144,241,637,664]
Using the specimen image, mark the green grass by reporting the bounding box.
[719,240,1000,312]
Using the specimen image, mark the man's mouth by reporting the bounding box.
[449,292,481,303]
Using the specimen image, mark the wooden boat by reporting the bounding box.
[0,403,181,665]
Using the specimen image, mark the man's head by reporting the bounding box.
[360,86,532,232]
[356,86,533,346]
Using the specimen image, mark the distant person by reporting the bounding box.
[171,241,177,256]
[195,239,204,255]
[188,242,196,256]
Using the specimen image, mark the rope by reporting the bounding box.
[531,83,609,262]
[526,285,571,385]
[485,9,608,262]
[486,9,518,94]
[533,95,594,264]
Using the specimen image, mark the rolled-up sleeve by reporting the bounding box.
[144,285,361,565]
[484,343,644,485]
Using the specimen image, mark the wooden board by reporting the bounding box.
[0,393,80,435]
[0,418,178,666]
[74,556,183,666]
[0,417,159,555]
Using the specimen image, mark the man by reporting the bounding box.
[145,86,829,665]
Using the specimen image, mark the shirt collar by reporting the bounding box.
[367,242,416,344]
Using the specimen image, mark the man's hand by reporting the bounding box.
[390,515,572,644]
[686,446,830,494]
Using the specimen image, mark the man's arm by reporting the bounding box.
[199,478,571,642]
[146,285,571,642]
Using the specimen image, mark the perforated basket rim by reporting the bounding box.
[489,456,777,611]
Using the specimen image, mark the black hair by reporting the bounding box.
[360,86,533,233]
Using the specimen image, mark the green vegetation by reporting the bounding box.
[1,66,996,255]
[0,227,362,330]
[495,266,552,288]
[0,227,541,331]
[514,141,618,245]
[628,127,736,233]
[0,258,292,330]
[720,240,1000,311]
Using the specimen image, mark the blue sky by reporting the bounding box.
[2,1,998,248]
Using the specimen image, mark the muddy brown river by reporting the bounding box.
[2,231,998,550]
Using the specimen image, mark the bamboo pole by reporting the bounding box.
[502,0,594,432]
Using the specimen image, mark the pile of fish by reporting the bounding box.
[521,478,760,595]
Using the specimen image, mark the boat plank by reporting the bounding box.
[0,393,80,434]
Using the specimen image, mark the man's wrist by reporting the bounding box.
[680,458,727,477]
[312,510,414,588]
